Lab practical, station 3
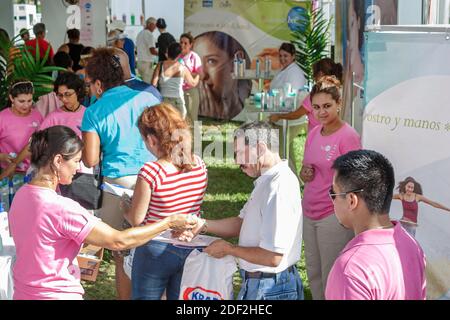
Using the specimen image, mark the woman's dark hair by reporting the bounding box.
[81,46,94,56]
[156,18,167,29]
[279,42,296,56]
[53,51,73,69]
[85,47,124,92]
[180,32,194,44]
[9,79,34,98]
[310,76,342,103]
[54,72,85,102]
[397,177,423,195]
[167,42,182,60]
[30,126,83,171]
[67,28,80,40]
[7,79,34,108]
[313,58,344,83]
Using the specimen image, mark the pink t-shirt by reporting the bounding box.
[0,107,43,172]
[39,106,92,174]
[180,51,202,91]
[9,184,99,300]
[325,221,426,300]
[302,123,361,220]
[39,105,86,138]
[302,94,321,133]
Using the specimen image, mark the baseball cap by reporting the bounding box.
[156,18,167,29]
[107,20,126,32]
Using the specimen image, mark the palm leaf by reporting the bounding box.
[290,4,332,86]
[0,33,65,107]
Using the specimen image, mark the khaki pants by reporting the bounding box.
[98,175,138,231]
[303,214,354,300]
[163,97,186,119]
[137,61,153,84]
[184,87,200,125]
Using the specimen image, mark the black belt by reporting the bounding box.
[244,266,296,279]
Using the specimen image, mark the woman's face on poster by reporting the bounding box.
[348,0,360,51]
[194,36,233,102]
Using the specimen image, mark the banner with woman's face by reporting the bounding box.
[338,0,398,130]
[184,0,308,120]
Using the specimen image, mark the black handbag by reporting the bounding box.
[59,167,103,210]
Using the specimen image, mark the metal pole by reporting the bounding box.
[444,0,450,23]
[282,119,288,159]
[350,72,355,127]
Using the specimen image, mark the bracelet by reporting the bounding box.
[200,219,208,235]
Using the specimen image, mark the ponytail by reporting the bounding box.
[30,126,83,171]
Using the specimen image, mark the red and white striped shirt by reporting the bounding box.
[138,155,208,225]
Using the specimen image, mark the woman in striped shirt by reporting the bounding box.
[123,103,208,300]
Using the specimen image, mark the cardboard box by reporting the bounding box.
[76,244,104,282]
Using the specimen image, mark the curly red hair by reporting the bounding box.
[138,103,194,172]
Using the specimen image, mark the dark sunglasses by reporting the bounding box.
[329,187,364,201]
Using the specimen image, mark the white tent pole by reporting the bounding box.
[444,0,450,23]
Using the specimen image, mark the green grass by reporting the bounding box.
[83,117,311,300]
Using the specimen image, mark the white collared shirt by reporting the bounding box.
[238,160,303,273]
[136,29,156,62]
[270,62,306,92]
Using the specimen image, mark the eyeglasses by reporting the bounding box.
[57,91,76,99]
[329,187,364,201]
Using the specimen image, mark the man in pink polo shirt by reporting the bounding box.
[326,150,426,300]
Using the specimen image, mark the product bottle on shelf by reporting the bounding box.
[255,58,261,78]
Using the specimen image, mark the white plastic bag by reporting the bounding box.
[123,248,135,280]
[179,249,237,300]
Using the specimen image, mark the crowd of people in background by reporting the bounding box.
[0,16,433,302]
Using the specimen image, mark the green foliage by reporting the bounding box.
[0,31,65,110]
[291,3,332,85]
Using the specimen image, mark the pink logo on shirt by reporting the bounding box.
[321,144,338,161]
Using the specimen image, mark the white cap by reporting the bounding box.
[107,30,128,44]
[107,20,126,32]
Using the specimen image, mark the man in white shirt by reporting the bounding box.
[184,121,304,300]
[136,17,158,83]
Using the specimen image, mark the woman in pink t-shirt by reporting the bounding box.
[9,125,197,300]
[300,76,361,300]
[1,73,90,180]
[269,58,344,134]
[41,72,86,137]
[179,32,202,124]
[393,176,450,237]
[0,80,43,176]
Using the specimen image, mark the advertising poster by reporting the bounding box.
[79,0,94,46]
[184,0,308,119]
[338,0,398,132]
[362,29,450,300]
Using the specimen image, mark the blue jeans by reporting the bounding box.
[131,240,194,300]
[238,266,304,300]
